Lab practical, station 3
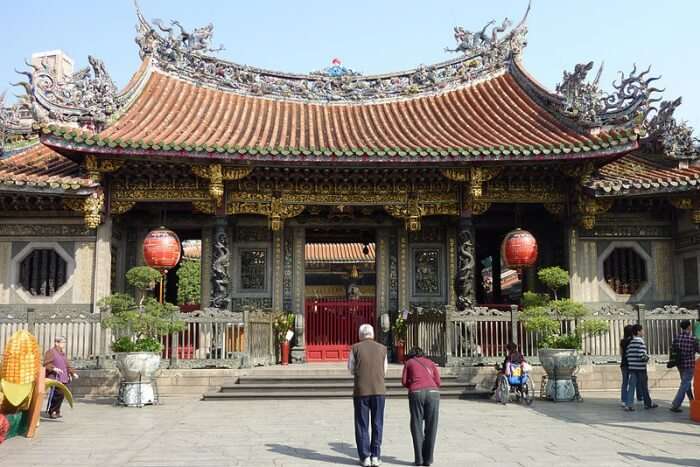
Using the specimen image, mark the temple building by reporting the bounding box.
[1,3,698,363]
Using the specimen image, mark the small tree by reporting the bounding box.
[520,267,608,350]
[537,266,569,300]
[99,266,184,352]
[392,315,407,344]
[272,313,295,344]
[176,259,201,305]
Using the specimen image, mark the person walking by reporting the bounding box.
[620,324,635,407]
[44,336,78,419]
[624,324,658,411]
[670,320,699,413]
[402,347,441,467]
[348,324,387,467]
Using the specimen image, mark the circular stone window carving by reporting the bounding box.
[602,246,648,296]
[18,248,68,297]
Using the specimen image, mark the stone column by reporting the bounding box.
[92,216,113,312]
[272,229,284,312]
[375,228,391,338]
[210,220,231,310]
[200,226,213,307]
[291,227,305,362]
[398,228,409,312]
[456,216,476,310]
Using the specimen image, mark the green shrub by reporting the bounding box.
[176,259,201,305]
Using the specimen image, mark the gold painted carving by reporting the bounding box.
[578,196,613,230]
[561,162,596,181]
[441,167,501,198]
[191,200,216,214]
[543,203,564,215]
[192,164,252,206]
[693,209,700,225]
[111,200,136,215]
[384,196,458,231]
[669,197,694,210]
[84,155,124,182]
[228,197,305,231]
[64,192,104,229]
[470,199,491,215]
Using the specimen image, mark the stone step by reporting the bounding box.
[219,381,472,394]
[234,375,459,385]
[202,388,491,401]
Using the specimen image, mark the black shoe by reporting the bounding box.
[670,406,682,413]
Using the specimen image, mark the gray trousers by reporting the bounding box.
[408,390,440,465]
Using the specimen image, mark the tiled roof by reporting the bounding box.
[0,144,96,193]
[305,243,376,264]
[587,154,700,196]
[41,68,639,163]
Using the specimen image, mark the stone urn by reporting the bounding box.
[538,348,578,401]
[115,352,161,382]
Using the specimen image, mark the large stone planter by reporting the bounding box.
[538,348,578,401]
[115,352,161,382]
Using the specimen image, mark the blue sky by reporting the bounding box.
[3,0,699,129]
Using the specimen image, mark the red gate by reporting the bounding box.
[305,298,375,361]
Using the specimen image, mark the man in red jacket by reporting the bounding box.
[402,347,441,466]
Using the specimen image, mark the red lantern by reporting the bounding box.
[501,228,538,269]
[143,227,181,271]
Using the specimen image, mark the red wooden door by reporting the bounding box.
[305,298,375,361]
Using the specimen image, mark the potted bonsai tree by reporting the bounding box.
[392,313,407,363]
[99,266,184,405]
[272,313,295,365]
[520,266,608,401]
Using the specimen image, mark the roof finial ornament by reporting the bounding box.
[555,61,663,128]
[645,97,699,161]
[134,0,224,64]
[444,0,531,67]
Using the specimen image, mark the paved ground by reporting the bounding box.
[0,391,698,467]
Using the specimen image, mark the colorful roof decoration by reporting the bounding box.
[0,144,95,193]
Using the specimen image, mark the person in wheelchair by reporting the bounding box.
[493,343,533,404]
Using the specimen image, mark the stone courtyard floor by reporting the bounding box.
[0,391,698,467]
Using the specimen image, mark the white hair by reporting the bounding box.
[358,324,374,340]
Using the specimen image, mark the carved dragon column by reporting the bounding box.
[456,216,476,311]
[210,219,231,310]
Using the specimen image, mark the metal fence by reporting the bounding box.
[410,304,699,366]
[0,308,277,369]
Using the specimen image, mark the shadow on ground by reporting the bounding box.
[619,451,700,466]
[266,442,415,466]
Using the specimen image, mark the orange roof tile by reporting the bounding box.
[42,68,639,163]
[587,155,700,196]
[0,145,95,193]
[305,243,376,264]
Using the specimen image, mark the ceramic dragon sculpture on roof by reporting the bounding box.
[10,55,121,132]
[133,1,532,103]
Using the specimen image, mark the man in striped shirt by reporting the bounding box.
[624,324,658,411]
[670,320,699,413]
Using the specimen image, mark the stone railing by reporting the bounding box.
[0,307,278,369]
[405,304,698,367]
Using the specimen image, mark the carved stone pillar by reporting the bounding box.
[456,216,476,311]
[210,220,231,310]
[376,228,391,341]
[398,228,409,312]
[200,226,213,307]
[291,227,306,362]
[92,216,112,312]
[272,229,284,312]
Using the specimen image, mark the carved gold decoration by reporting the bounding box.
[192,200,216,214]
[111,200,136,215]
[84,155,124,182]
[543,203,564,215]
[578,196,612,230]
[192,164,252,206]
[692,209,700,225]
[63,192,104,229]
[561,162,596,181]
[441,167,501,198]
[470,199,491,215]
[228,197,304,231]
[670,197,694,210]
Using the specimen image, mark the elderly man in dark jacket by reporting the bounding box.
[348,324,387,467]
